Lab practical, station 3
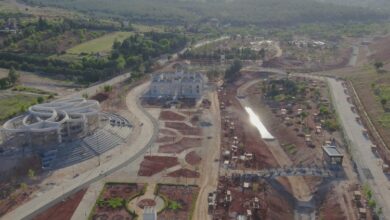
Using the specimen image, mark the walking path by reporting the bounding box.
[127,183,164,220]
[71,182,104,220]
[193,90,222,220]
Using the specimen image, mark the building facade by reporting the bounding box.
[1,98,100,150]
[146,70,205,100]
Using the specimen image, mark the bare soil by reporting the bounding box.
[165,122,202,136]
[138,156,179,176]
[185,151,202,165]
[167,168,200,178]
[159,111,186,121]
[158,137,203,153]
[91,183,145,220]
[157,184,199,220]
[33,189,87,220]
[156,136,177,144]
[137,199,156,209]
[159,129,177,136]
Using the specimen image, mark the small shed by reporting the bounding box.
[322,145,343,166]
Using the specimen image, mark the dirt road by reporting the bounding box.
[192,90,222,220]
[237,78,312,201]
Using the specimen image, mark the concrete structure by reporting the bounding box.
[322,145,343,166]
[145,67,206,100]
[143,206,157,220]
[1,98,100,150]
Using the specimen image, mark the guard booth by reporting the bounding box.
[322,145,343,168]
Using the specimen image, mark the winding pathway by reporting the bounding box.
[2,81,158,220]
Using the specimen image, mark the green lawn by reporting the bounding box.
[379,113,390,128]
[66,31,133,54]
[379,85,390,100]
[0,94,38,121]
[132,24,164,33]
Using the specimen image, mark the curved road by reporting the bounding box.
[2,81,158,220]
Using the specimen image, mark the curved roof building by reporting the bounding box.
[1,98,100,149]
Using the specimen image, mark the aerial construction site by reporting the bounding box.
[1,34,390,220]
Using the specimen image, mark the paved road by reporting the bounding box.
[66,72,132,99]
[226,166,332,179]
[2,81,158,220]
[328,78,390,219]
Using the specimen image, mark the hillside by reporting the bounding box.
[22,0,389,26]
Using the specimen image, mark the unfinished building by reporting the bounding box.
[0,98,101,150]
[145,70,206,100]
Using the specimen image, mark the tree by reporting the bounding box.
[381,98,387,106]
[103,85,112,92]
[374,61,384,72]
[116,56,126,71]
[224,59,242,83]
[28,169,35,180]
[20,182,28,191]
[8,67,19,85]
[37,96,44,104]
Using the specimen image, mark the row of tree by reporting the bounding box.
[0,32,187,83]
[0,68,19,89]
[181,47,265,61]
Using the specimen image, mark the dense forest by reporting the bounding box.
[22,0,390,26]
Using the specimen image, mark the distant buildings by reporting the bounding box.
[145,64,206,100]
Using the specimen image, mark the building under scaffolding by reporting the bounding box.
[1,98,100,150]
[145,68,206,100]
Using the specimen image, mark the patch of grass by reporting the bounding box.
[12,86,57,96]
[168,200,182,210]
[0,94,38,121]
[376,84,390,99]
[283,143,297,155]
[379,113,390,128]
[133,24,164,33]
[66,31,133,54]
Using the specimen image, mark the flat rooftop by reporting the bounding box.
[322,145,343,157]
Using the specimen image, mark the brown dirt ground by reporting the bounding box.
[167,168,200,178]
[220,82,278,169]
[137,199,156,209]
[159,129,177,136]
[213,177,293,220]
[33,189,87,220]
[185,151,202,166]
[318,188,346,220]
[158,137,203,153]
[369,36,390,62]
[156,135,177,143]
[159,111,186,121]
[138,156,179,176]
[91,183,145,220]
[165,122,202,136]
[157,185,199,220]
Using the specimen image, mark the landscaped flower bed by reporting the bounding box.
[90,182,146,220]
[155,184,199,220]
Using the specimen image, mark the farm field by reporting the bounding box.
[66,31,133,54]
